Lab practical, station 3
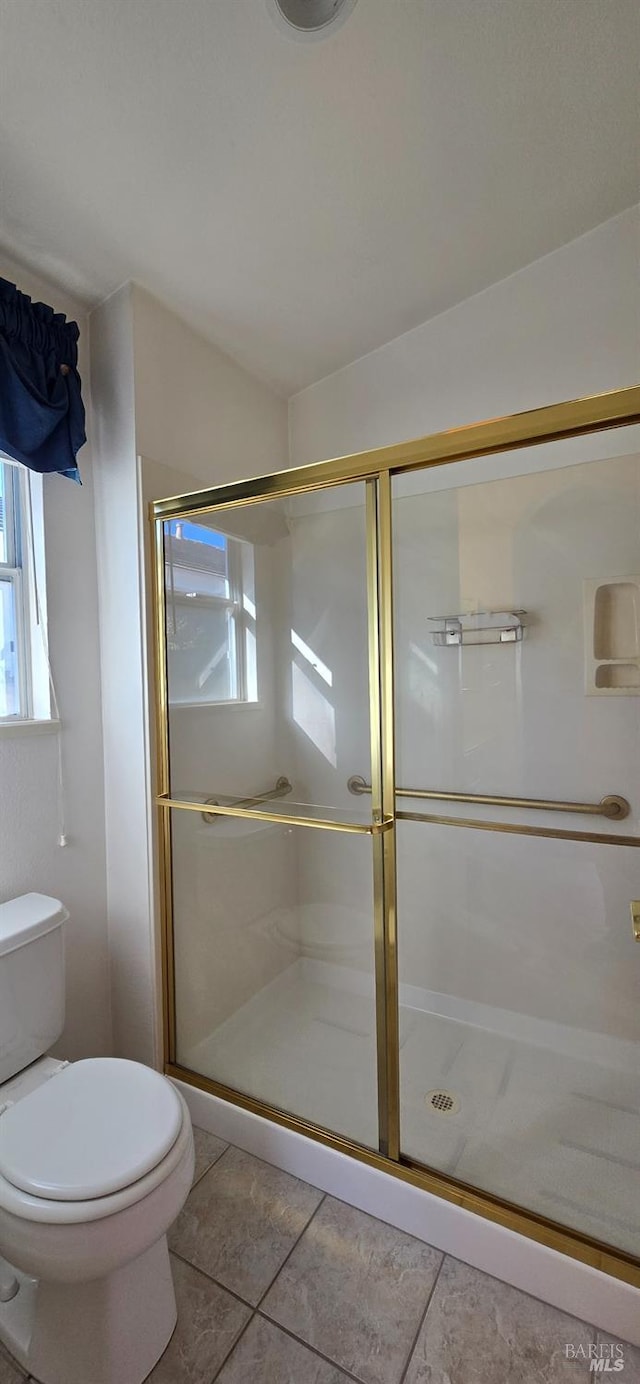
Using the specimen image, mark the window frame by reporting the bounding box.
[0,461,33,721]
[164,524,254,709]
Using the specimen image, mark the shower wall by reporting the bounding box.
[393,442,640,1044]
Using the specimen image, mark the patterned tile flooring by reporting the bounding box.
[4,1126,640,1383]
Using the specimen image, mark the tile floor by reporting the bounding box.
[5,1125,640,1383]
[161,1128,640,1384]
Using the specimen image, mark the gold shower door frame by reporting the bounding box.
[151,384,640,1288]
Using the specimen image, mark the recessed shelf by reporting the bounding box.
[593,582,640,660]
[595,663,640,690]
[585,577,640,696]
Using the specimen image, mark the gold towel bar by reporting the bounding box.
[202,776,292,823]
[346,776,630,820]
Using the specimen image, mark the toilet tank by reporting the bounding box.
[0,894,68,1085]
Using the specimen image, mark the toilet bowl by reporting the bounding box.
[0,1055,194,1384]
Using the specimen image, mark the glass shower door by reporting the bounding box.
[392,432,640,1258]
[160,480,385,1151]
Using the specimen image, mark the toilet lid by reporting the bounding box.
[0,1059,183,1201]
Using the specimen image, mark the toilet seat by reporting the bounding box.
[0,1086,191,1226]
[0,1059,185,1215]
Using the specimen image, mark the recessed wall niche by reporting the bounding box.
[584,576,640,695]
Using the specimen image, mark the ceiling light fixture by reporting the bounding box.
[269,0,358,38]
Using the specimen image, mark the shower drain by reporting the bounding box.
[425,1089,460,1116]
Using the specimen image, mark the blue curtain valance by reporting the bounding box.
[0,276,86,482]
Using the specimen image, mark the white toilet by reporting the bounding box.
[0,893,194,1384]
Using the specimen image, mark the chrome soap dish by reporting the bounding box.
[428,611,526,647]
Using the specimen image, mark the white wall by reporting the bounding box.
[132,285,287,484]
[285,205,640,1047]
[0,254,111,1061]
[90,284,288,1065]
[90,283,151,1061]
[289,207,640,464]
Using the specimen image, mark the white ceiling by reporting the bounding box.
[0,0,638,395]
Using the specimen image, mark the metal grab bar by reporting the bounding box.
[346,775,630,821]
[202,776,293,824]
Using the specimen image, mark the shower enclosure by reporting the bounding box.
[151,385,640,1287]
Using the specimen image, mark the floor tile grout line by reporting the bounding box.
[169,1248,256,1312]
[189,1136,468,1273]
[209,1308,257,1384]
[191,1139,235,1186]
[203,1136,328,1201]
[254,1308,367,1384]
[170,1191,328,1317]
[197,1137,474,1262]
[439,1247,607,1331]
[191,1143,230,1187]
[254,1191,327,1311]
[397,1252,446,1384]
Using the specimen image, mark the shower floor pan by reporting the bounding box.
[184,958,640,1259]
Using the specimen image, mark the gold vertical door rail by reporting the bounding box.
[379,471,401,1163]
[153,518,177,1067]
[367,475,400,1162]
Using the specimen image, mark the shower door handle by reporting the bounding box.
[631,902,640,941]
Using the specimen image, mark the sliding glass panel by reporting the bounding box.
[163,481,372,824]
[393,426,640,1257]
[170,807,378,1149]
[393,430,640,836]
[396,822,640,1256]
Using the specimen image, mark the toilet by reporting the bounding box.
[0,893,194,1384]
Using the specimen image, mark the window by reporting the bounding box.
[0,460,29,718]
[164,520,257,705]
[0,459,50,723]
